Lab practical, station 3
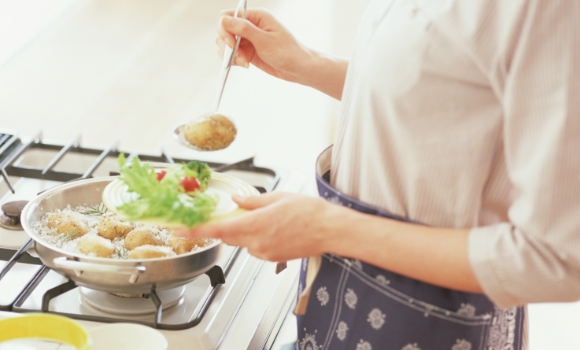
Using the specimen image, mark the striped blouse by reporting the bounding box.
[331,0,580,308]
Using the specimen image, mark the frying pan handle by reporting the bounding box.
[53,257,146,283]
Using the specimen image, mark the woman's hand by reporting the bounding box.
[217,8,349,100]
[173,192,338,262]
[217,8,310,83]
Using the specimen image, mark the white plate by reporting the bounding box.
[89,323,168,350]
[102,171,259,228]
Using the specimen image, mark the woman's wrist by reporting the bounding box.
[319,203,376,256]
[290,48,349,100]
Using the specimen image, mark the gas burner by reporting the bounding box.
[0,200,28,230]
[80,286,186,315]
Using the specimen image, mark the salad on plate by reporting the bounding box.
[106,154,219,228]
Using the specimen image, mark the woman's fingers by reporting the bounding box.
[217,17,236,49]
[217,19,236,65]
[173,221,228,240]
[173,194,284,242]
[216,36,226,58]
[218,9,235,18]
[232,192,283,210]
[173,212,263,250]
[221,15,263,48]
[217,15,256,67]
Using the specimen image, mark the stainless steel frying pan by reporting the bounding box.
[21,177,221,294]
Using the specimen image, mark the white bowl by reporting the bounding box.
[89,323,168,350]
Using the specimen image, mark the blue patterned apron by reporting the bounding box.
[295,146,525,350]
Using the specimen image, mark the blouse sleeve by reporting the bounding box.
[468,0,580,308]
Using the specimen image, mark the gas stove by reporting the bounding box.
[0,129,303,349]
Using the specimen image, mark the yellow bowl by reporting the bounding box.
[0,314,91,350]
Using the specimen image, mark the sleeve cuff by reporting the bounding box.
[468,223,522,308]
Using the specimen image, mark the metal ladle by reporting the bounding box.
[174,0,247,151]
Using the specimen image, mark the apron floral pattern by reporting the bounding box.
[295,146,525,350]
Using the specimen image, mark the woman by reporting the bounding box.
[176,1,580,349]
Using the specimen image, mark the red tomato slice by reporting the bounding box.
[179,176,200,192]
[156,170,167,181]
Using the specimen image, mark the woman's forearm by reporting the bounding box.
[175,192,482,293]
[325,205,483,293]
[292,49,349,100]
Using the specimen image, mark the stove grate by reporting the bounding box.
[0,130,280,193]
[0,130,283,330]
[3,241,237,330]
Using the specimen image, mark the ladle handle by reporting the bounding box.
[213,45,235,111]
[213,0,247,111]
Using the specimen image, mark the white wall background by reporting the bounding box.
[0,0,344,179]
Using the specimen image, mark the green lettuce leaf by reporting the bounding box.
[116,155,217,228]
